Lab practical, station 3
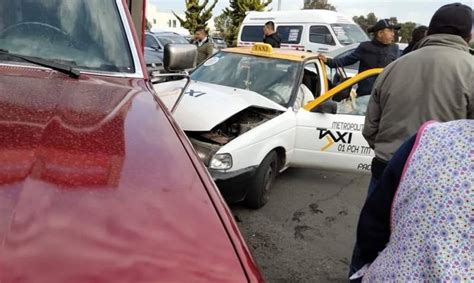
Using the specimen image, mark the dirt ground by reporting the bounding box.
[231,168,370,282]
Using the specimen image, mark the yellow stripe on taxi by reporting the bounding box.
[303,68,384,111]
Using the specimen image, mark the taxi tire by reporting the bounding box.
[244,151,279,209]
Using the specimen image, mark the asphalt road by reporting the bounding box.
[231,168,370,283]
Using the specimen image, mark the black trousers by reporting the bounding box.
[348,157,388,281]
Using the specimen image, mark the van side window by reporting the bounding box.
[241,26,264,42]
[309,26,336,46]
[276,26,303,44]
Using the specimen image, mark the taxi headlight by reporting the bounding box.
[210,154,233,170]
[189,138,220,167]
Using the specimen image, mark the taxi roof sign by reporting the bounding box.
[251,43,274,55]
[224,45,317,62]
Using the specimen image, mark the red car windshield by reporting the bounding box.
[0,0,134,73]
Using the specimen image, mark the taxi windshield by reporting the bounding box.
[0,0,134,73]
[191,52,299,106]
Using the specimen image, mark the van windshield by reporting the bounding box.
[331,24,369,45]
[0,0,134,73]
[191,52,299,106]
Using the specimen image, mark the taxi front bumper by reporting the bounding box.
[209,166,258,203]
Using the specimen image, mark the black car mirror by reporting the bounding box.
[164,44,197,72]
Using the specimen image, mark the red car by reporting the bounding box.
[0,1,263,282]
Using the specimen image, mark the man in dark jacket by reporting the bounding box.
[402,25,428,55]
[364,3,473,189]
[263,21,281,48]
[193,28,214,65]
[318,19,400,97]
[350,3,473,281]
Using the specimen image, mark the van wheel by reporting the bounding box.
[244,151,279,209]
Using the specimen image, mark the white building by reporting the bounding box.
[146,4,186,32]
[146,3,216,35]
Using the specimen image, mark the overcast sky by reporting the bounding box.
[148,0,473,25]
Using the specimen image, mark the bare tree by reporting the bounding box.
[352,12,378,33]
[173,0,218,34]
[223,0,272,46]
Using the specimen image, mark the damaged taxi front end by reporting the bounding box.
[154,43,385,209]
[186,106,286,202]
[188,106,283,169]
[154,50,300,203]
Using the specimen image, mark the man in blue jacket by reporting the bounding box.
[318,19,400,97]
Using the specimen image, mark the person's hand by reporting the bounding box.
[318,53,328,63]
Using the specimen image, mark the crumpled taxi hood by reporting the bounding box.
[155,80,287,131]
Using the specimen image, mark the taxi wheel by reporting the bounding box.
[244,151,279,209]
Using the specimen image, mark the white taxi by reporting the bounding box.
[154,44,382,208]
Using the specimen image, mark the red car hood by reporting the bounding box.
[0,66,253,283]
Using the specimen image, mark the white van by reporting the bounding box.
[237,10,369,53]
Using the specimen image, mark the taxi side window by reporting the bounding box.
[302,63,321,98]
[335,90,370,116]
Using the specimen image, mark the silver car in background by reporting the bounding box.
[144,31,191,75]
[211,36,228,50]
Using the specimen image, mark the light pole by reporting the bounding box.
[277,0,282,10]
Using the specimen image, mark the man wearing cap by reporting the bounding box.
[349,3,473,281]
[318,19,401,98]
[363,2,473,189]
